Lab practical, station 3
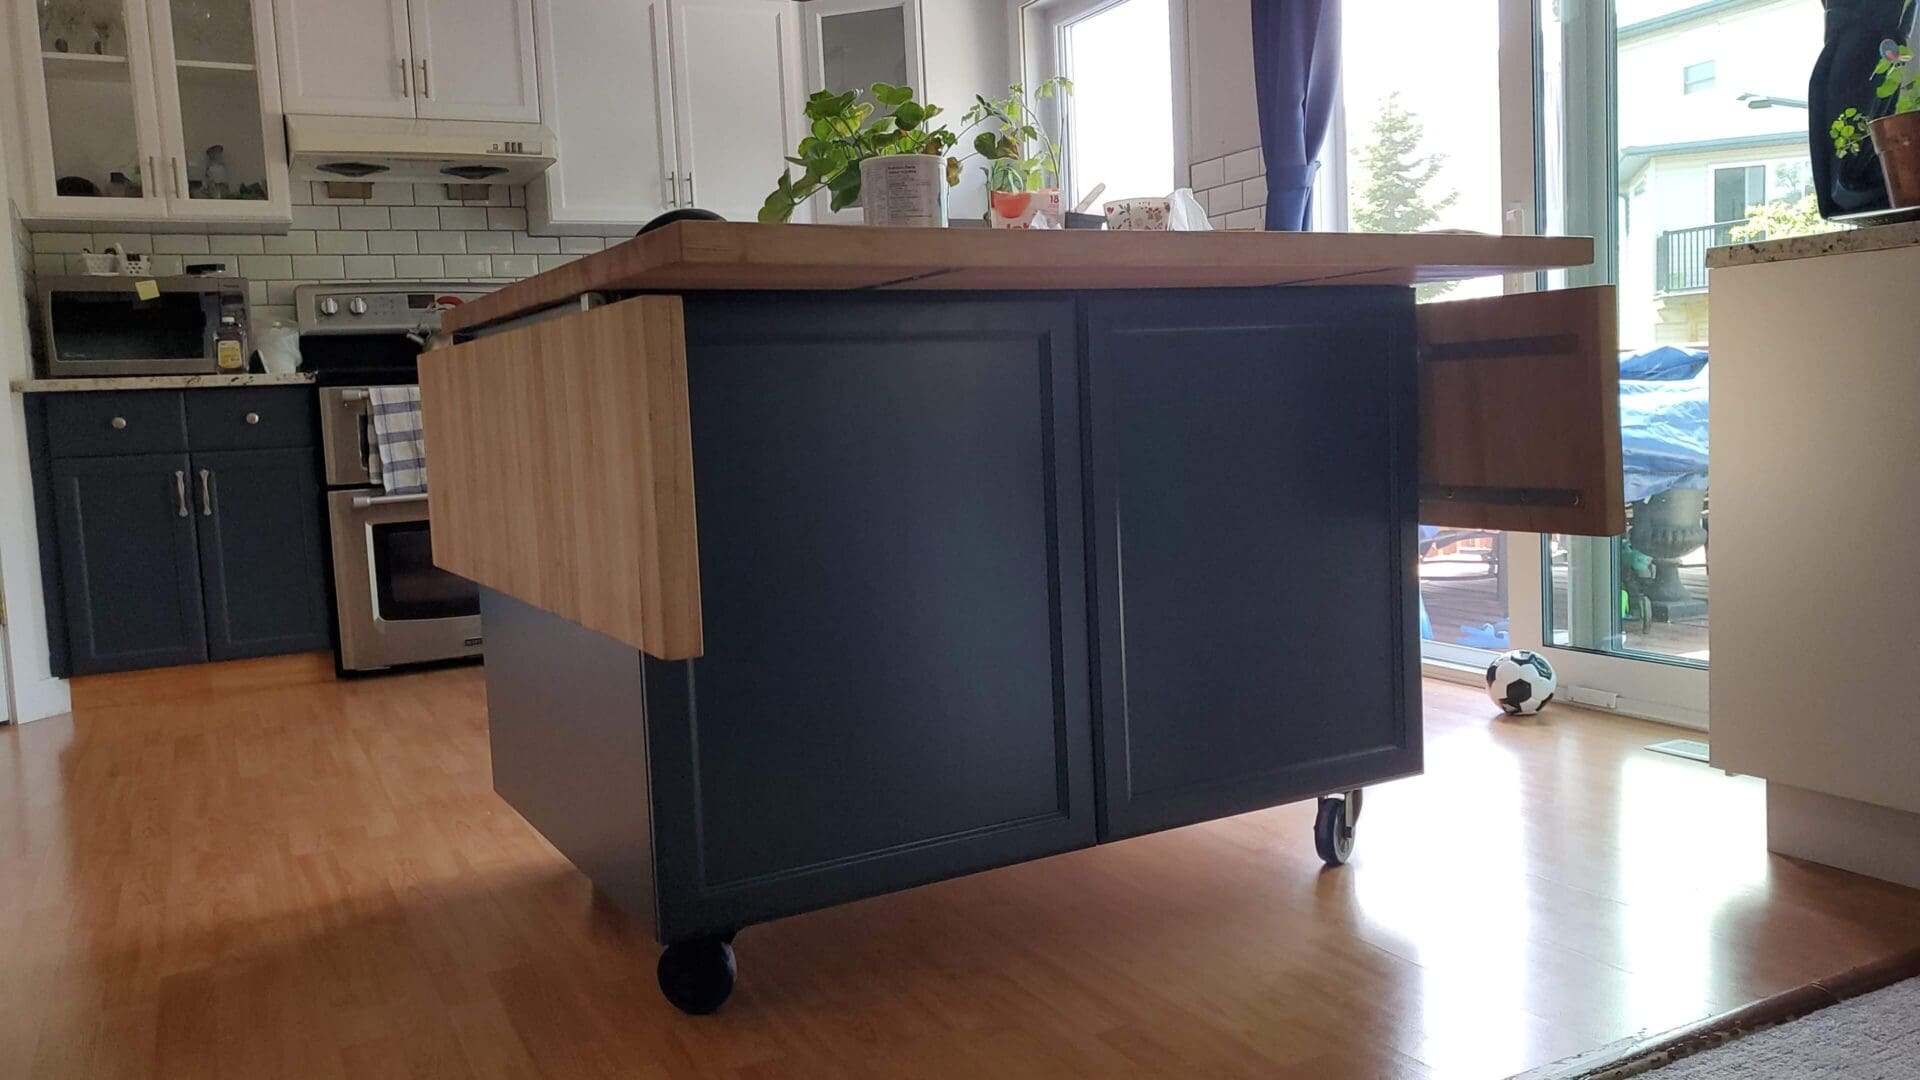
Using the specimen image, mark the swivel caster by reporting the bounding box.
[657,935,736,1015]
[1313,788,1363,867]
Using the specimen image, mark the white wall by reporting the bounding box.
[925,0,1011,221]
[1616,0,1822,151]
[1183,0,1258,166]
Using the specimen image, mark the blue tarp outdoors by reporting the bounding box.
[1618,346,1709,504]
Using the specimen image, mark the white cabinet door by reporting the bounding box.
[146,0,291,225]
[407,0,539,123]
[800,0,922,224]
[272,0,414,118]
[669,0,803,223]
[527,0,677,234]
[10,0,171,223]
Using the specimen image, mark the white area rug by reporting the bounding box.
[1643,976,1920,1078]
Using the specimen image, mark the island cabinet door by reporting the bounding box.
[1417,286,1625,536]
[1084,288,1423,842]
[643,294,1096,942]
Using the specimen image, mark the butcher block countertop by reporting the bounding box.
[440,221,1593,334]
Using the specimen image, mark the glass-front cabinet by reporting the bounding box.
[800,0,921,223]
[12,0,290,228]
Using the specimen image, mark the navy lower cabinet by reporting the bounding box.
[192,448,332,661]
[1082,289,1423,839]
[50,453,210,675]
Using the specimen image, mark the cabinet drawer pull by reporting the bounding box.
[245,412,260,425]
[110,416,127,430]
[198,469,213,517]
[418,58,430,98]
[173,471,188,518]
[398,57,411,97]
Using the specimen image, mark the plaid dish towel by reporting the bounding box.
[367,386,428,495]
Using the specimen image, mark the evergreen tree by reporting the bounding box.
[1352,92,1458,234]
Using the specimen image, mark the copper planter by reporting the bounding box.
[1871,112,1920,208]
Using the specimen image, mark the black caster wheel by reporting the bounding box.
[657,936,736,1015]
[1314,791,1361,867]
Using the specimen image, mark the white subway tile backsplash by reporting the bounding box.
[33,231,91,253]
[1224,148,1264,183]
[1224,207,1262,230]
[1242,174,1268,210]
[32,252,66,275]
[238,254,294,279]
[263,231,318,255]
[393,254,446,278]
[509,187,527,207]
[339,206,391,230]
[248,280,269,307]
[367,230,418,254]
[438,206,487,230]
[417,231,466,254]
[343,254,396,278]
[316,230,370,255]
[289,181,312,205]
[148,254,185,277]
[466,230,513,254]
[368,183,415,206]
[487,208,527,231]
[513,233,560,254]
[266,280,309,305]
[96,232,154,254]
[560,236,604,254]
[443,254,493,278]
[292,205,339,230]
[292,254,346,278]
[536,253,580,272]
[413,185,456,206]
[1190,157,1224,190]
[154,234,212,254]
[181,255,238,275]
[389,206,440,229]
[493,253,538,278]
[1207,184,1243,214]
[208,234,264,254]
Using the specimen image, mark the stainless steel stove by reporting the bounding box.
[299,283,490,673]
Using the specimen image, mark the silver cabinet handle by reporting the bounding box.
[351,492,427,509]
[399,57,411,97]
[665,172,678,208]
[171,157,186,198]
[146,156,157,198]
[198,469,213,516]
[683,172,694,207]
[110,416,127,430]
[244,412,260,425]
[173,471,188,518]
[418,58,430,98]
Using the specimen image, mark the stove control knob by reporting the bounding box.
[318,297,339,316]
[348,297,369,316]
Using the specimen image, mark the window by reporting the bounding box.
[1039,0,1176,207]
[1682,60,1716,94]
[1712,164,1764,224]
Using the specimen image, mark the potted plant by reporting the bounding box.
[1833,37,1920,207]
[759,83,955,226]
[948,79,1073,227]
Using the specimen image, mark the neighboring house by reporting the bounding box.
[1616,0,1823,348]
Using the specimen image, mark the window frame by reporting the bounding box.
[1682,58,1717,95]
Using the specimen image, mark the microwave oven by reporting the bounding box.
[38,275,251,378]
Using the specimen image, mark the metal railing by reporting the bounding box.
[1655,220,1746,294]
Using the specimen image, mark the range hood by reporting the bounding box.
[286,115,557,186]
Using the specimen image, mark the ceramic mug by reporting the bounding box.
[1102,197,1175,231]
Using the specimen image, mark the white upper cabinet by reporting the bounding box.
[274,0,536,123]
[271,0,411,118]
[800,0,921,224]
[406,0,537,122]
[527,0,676,234]
[669,0,802,223]
[11,0,290,228]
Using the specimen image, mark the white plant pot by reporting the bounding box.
[859,155,949,228]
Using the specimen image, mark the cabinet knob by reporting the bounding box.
[245,412,260,425]
[110,416,127,430]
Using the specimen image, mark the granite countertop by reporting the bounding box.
[1706,220,1920,269]
[11,372,316,393]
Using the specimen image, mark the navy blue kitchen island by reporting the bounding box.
[420,222,1617,1014]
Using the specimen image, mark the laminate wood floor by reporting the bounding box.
[3,663,1917,1079]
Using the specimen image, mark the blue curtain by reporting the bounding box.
[1251,0,1341,231]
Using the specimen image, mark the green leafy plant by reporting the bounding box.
[759,83,952,223]
[949,78,1073,194]
[1833,18,1920,158]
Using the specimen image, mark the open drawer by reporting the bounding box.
[1417,285,1625,537]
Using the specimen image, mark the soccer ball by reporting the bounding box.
[1486,650,1557,716]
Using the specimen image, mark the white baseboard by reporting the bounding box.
[10,674,71,724]
[1767,782,1920,890]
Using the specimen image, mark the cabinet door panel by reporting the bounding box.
[51,453,208,675]
[147,0,292,224]
[645,295,1094,940]
[527,0,676,233]
[272,0,414,118]
[670,0,802,223]
[1086,289,1422,841]
[193,448,331,661]
[408,0,539,122]
[1418,286,1624,536]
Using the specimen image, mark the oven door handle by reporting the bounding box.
[352,492,428,509]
